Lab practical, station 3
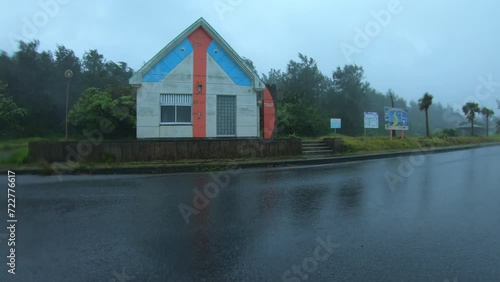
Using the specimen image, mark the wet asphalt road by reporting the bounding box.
[1,146,500,282]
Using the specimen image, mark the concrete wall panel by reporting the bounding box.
[206,95,217,137]
[137,127,159,138]
[207,84,237,95]
[207,55,235,86]
[236,86,254,96]
[159,53,194,94]
[237,127,257,137]
[160,126,193,138]
[137,115,160,127]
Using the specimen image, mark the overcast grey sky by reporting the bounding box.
[1,0,499,114]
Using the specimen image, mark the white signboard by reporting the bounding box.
[364,112,379,129]
[330,118,341,129]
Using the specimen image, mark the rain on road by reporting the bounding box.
[1,146,499,281]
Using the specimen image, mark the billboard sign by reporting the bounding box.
[330,118,341,129]
[364,112,379,129]
[384,107,409,130]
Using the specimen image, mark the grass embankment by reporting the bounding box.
[0,137,56,165]
[330,134,500,154]
[0,148,29,165]
[0,138,44,151]
[0,135,499,168]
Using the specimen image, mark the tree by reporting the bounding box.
[480,107,494,136]
[262,69,284,85]
[10,40,60,135]
[54,45,83,123]
[69,88,135,138]
[265,54,331,136]
[82,49,108,90]
[328,65,370,135]
[277,102,329,137]
[462,102,481,136]
[0,83,28,137]
[262,68,286,100]
[282,53,328,106]
[0,41,136,138]
[418,92,434,137]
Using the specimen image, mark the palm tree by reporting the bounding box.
[462,102,481,136]
[480,107,494,136]
[418,92,433,137]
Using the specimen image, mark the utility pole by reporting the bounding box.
[64,69,73,141]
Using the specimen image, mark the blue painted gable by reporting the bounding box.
[143,38,194,82]
[207,41,252,86]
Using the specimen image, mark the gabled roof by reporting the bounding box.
[129,17,264,90]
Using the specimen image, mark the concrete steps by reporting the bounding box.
[302,141,333,155]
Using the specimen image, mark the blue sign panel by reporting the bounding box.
[330,118,341,129]
[384,107,409,130]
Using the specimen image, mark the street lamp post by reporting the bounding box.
[64,69,73,141]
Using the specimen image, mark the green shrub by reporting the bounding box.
[277,102,330,137]
[434,128,458,138]
[0,148,28,165]
[339,135,496,154]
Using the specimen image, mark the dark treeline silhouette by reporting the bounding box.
[0,40,133,138]
[262,53,467,137]
[0,42,485,139]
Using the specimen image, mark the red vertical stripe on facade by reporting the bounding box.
[263,87,276,139]
[188,28,212,138]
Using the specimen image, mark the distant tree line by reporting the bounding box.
[0,40,134,139]
[262,53,497,137]
[0,41,497,139]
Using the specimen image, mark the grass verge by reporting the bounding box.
[0,138,46,151]
[331,134,500,154]
[0,148,29,165]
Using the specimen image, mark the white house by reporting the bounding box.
[129,17,276,139]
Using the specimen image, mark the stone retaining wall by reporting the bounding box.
[29,138,302,163]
